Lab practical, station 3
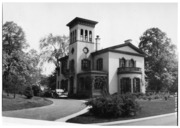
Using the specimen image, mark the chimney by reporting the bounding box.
[124,39,132,44]
[95,35,101,51]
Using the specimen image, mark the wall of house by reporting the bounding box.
[108,51,145,94]
[93,52,109,72]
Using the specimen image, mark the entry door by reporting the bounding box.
[121,78,131,94]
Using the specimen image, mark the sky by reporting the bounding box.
[3,3,178,75]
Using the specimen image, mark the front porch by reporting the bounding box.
[77,70,108,98]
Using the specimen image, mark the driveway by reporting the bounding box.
[2,98,86,121]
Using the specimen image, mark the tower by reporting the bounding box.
[66,17,98,94]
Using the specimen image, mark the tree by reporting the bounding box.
[40,71,56,90]
[39,34,69,68]
[24,86,33,99]
[139,28,178,92]
[2,21,41,98]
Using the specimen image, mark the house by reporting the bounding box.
[56,17,146,97]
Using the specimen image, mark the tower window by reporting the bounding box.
[89,31,92,42]
[70,32,72,44]
[72,31,74,43]
[80,29,84,41]
[74,30,77,42]
[85,30,88,41]
[97,58,103,71]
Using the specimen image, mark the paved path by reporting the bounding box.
[97,113,177,126]
[2,98,86,121]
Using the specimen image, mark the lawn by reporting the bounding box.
[67,97,175,124]
[2,93,53,111]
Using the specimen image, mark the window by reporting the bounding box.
[69,59,75,73]
[120,78,131,94]
[97,58,103,71]
[81,59,91,71]
[119,58,126,67]
[94,76,105,90]
[80,29,84,41]
[72,31,74,43]
[85,30,88,41]
[70,32,72,44]
[61,60,67,74]
[74,30,77,42]
[133,78,140,93]
[129,59,135,67]
[89,31,92,42]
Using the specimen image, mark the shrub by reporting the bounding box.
[85,94,141,118]
[24,86,33,99]
[43,90,52,98]
[132,92,144,98]
[32,85,41,96]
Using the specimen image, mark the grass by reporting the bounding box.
[67,97,175,124]
[2,93,53,111]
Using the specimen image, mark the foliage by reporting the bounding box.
[32,85,41,96]
[85,94,141,118]
[139,28,178,92]
[39,34,69,68]
[136,92,170,101]
[24,86,33,99]
[2,21,41,98]
[43,90,53,98]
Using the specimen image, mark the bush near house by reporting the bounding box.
[24,86,33,99]
[85,94,141,118]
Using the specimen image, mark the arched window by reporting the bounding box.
[69,59,75,73]
[81,59,91,71]
[89,31,92,42]
[97,58,103,71]
[85,30,88,41]
[119,58,126,67]
[70,32,72,44]
[80,29,84,41]
[129,59,135,67]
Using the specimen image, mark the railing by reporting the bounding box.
[117,67,142,74]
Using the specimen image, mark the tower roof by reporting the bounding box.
[66,17,98,29]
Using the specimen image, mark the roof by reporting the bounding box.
[91,42,146,57]
[66,17,98,29]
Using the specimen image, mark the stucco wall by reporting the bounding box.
[93,52,109,72]
[108,51,145,94]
